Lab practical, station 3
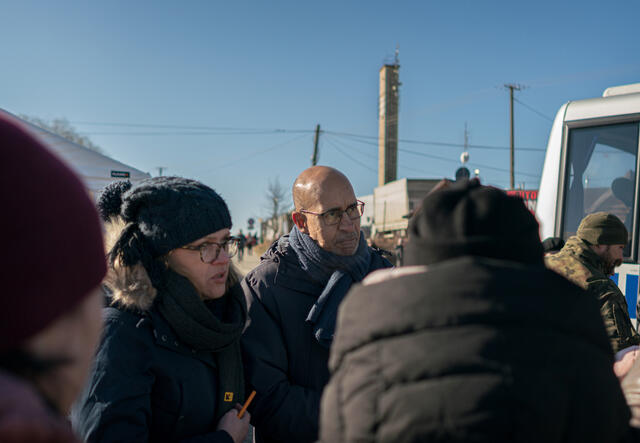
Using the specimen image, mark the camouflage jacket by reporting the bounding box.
[545,236,640,353]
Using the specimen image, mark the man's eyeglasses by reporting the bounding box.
[300,200,365,226]
[179,237,239,263]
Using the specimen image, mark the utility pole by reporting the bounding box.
[311,124,321,166]
[463,122,469,151]
[504,83,524,189]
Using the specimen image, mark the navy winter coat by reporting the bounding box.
[71,306,233,443]
[241,235,391,443]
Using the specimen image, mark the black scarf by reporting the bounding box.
[156,269,246,423]
[288,226,372,348]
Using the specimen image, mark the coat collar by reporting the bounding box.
[560,236,606,276]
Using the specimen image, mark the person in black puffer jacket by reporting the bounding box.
[319,179,637,443]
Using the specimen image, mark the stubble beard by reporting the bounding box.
[602,256,623,277]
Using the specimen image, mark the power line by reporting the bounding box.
[324,138,378,174]
[324,135,378,160]
[78,130,311,136]
[326,132,541,179]
[399,147,541,179]
[204,133,310,172]
[72,120,313,133]
[513,98,555,122]
[326,135,444,177]
[72,120,545,152]
[326,130,544,152]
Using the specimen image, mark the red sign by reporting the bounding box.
[507,190,538,212]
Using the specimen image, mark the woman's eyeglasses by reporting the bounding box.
[300,200,365,226]
[180,237,240,263]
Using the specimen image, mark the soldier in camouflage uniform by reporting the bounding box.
[546,212,640,353]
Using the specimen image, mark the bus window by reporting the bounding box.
[562,122,639,255]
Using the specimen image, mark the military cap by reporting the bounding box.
[577,212,628,245]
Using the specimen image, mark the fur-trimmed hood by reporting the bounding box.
[103,217,157,311]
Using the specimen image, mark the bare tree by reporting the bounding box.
[20,115,103,154]
[263,177,291,239]
[265,177,289,220]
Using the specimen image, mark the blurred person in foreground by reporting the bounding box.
[546,212,640,353]
[71,177,250,443]
[320,179,636,443]
[241,166,391,443]
[0,115,106,442]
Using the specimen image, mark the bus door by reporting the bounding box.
[558,120,640,320]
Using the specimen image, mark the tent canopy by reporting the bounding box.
[1,109,150,198]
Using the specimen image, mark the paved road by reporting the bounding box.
[232,251,261,277]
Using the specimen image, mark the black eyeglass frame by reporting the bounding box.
[299,200,365,226]
[179,237,240,263]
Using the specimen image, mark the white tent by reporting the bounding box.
[1,109,150,198]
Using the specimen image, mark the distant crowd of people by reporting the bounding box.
[235,231,258,261]
[4,112,640,443]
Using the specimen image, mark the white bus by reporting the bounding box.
[536,83,640,322]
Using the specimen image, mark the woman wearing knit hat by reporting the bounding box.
[72,177,250,443]
[0,116,107,441]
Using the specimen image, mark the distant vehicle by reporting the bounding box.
[536,83,640,322]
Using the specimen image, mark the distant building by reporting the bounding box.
[259,212,293,245]
[359,194,374,238]
[358,177,441,249]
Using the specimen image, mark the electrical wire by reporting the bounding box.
[326,133,541,179]
[324,137,378,174]
[68,119,543,179]
[399,147,541,179]
[72,120,313,133]
[73,119,544,152]
[325,130,545,152]
[325,134,444,177]
[77,130,307,136]
[203,133,310,173]
[513,98,555,122]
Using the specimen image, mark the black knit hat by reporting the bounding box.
[97,180,132,221]
[101,176,232,276]
[404,179,543,266]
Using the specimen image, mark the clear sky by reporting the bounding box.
[2,0,638,232]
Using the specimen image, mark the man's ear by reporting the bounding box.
[292,212,308,232]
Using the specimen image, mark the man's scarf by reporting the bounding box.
[156,270,246,423]
[289,226,371,348]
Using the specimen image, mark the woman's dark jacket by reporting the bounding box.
[241,235,391,443]
[71,304,234,443]
[320,256,633,443]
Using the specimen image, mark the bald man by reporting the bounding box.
[241,166,392,443]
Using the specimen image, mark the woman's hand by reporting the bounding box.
[216,404,250,443]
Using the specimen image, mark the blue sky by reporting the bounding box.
[1,0,638,231]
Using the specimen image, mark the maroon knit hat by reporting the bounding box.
[0,114,107,350]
